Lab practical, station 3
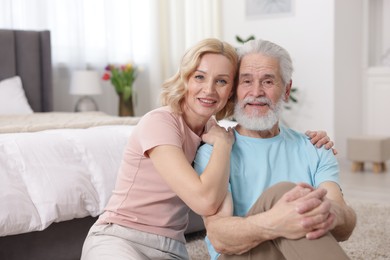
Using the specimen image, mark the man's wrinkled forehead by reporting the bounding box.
[239,53,280,75]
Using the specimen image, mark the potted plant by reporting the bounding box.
[102,63,138,116]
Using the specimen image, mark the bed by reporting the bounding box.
[0,29,204,260]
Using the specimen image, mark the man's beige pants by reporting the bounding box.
[219,182,350,260]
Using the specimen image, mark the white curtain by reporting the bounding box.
[0,0,221,115]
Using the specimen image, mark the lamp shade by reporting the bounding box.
[70,70,102,95]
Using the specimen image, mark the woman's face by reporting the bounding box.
[184,53,236,121]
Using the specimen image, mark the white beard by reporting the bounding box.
[234,96,283,131]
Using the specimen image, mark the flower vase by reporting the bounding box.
[119,95,134,117]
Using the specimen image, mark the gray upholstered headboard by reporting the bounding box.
[0,29,53,112]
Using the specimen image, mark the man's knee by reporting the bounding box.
[268,182,296,194]
[247,182,296,215]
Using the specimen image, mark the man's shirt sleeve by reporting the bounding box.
[193,143,213,176]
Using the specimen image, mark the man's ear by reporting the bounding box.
[283,80,292,102]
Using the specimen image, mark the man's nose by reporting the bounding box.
[252,81,265,96]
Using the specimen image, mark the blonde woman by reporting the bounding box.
[82,38,238,259]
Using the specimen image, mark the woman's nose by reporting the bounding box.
[203,81,216,93]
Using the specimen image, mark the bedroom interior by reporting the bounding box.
[0,0,389,259]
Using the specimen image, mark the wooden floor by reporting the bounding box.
[338,158,390,204]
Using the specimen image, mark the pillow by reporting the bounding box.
[0,76,34,115]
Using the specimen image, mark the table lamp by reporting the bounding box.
[70,70,102,112]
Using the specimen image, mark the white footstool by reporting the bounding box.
[347,136,390,173]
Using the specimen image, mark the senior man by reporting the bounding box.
[194,39,356,260]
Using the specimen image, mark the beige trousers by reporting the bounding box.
[81,223,188,260]
[219,182,350,260]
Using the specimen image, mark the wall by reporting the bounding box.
[221,0,364,158]
[363,0,390,136]
[334,0,364,158]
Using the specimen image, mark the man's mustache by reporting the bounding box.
[242,97,272,107]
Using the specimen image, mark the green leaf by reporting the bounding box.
[236,35,244,43]
[246,35,255,42]
[236,35,256,44]
[123,85,132,101]
[289,96,298,103]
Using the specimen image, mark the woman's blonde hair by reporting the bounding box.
[160,38,238,120]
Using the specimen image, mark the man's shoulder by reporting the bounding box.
[282,126,335,159]
[281,126,327,154]
[281,126,309,142]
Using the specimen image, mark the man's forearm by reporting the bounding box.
[318,182,357,241]
[205,213,275,255]
[331,204,357,241]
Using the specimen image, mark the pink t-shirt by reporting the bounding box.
[98,106,207,243]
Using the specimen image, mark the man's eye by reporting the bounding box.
[262,79,275,87]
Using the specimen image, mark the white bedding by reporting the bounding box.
[0,114,236,237]
[0,114,137,237]
[0,111,140,133]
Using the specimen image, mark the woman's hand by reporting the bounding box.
[305,130,337,155]
[202,123,235,147]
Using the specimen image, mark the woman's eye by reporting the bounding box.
[216,79,227,85]
[194,75,204,80]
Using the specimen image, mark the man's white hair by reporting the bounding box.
[237,39,293,86]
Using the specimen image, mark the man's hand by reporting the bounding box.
[267,183,334,240]
[300,196,336,239]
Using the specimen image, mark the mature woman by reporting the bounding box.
[82,38,238,259]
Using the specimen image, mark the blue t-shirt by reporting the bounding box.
[193,125,339,260]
